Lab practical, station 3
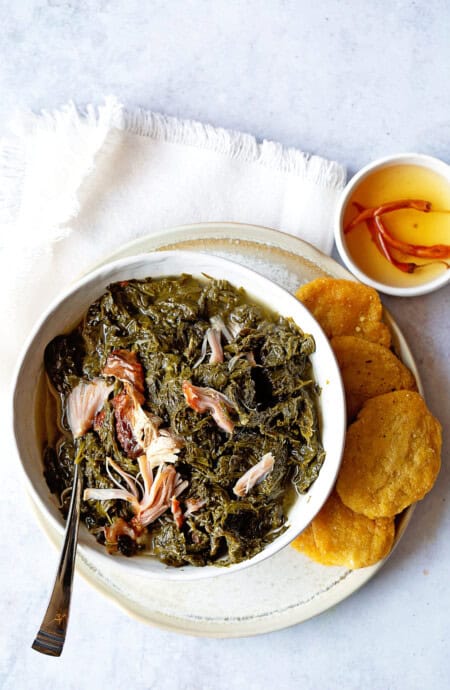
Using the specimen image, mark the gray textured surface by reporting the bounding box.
[1,2,449,689]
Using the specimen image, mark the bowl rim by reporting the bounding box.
[334,152,450,297]
[12,249,346,581]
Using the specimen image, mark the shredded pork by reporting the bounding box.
[103,349,145,402]
[182,380,236,433]
[232,452,275,497]
[66,378,113,439]
[84,457,188,529]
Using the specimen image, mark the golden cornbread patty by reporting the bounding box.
[295,277,391,347]
[292,492,395,569]
[330,335,417,420]
[336,391,442,518]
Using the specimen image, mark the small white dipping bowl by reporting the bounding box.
[334,153,450,297]
[12,250,346,581]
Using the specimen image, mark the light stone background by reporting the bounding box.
[1,2,449,689]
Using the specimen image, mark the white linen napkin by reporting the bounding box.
[0,96,345,382]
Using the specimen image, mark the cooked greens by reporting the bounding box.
[43,275,325,567]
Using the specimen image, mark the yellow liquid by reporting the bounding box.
[35,369,62,453]
[343,164,450,287]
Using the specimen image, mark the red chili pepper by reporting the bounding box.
[347,200,450,274]
[372,217,418,273]
[353,202,400,265]
[373,216,450,259]
[352,202,394,263]
[345,199,432,234]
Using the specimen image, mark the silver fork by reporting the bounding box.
[32,463,82,656]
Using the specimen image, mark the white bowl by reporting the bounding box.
[12,250,346,581]
[334,153,450,297]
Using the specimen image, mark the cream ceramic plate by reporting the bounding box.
[31,223,422,637]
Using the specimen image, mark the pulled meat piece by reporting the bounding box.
[66,378,113,438]
[104,517,140,556]
[207,328,224,364]
[171,496,184,529]
[184,497,207,515]
[112,386,183,464]
[233,452,275,497]
[105,517,139,544]
[85,457,188,529]
[182,380,236,433]
[103,349,145,402]
[93,409,106,431]
[111,391,143,458]
[132,464,181,528]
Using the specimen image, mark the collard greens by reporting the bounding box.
[43,275,325,567]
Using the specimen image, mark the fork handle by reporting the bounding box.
[32,463,83,656]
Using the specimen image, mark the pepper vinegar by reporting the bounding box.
[343,165,450,288]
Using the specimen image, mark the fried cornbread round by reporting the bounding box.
[295,278,391,347]
[331,335,417,420]
[291,521,322,562]
[336,391,442,518]
[292,492,395,569]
